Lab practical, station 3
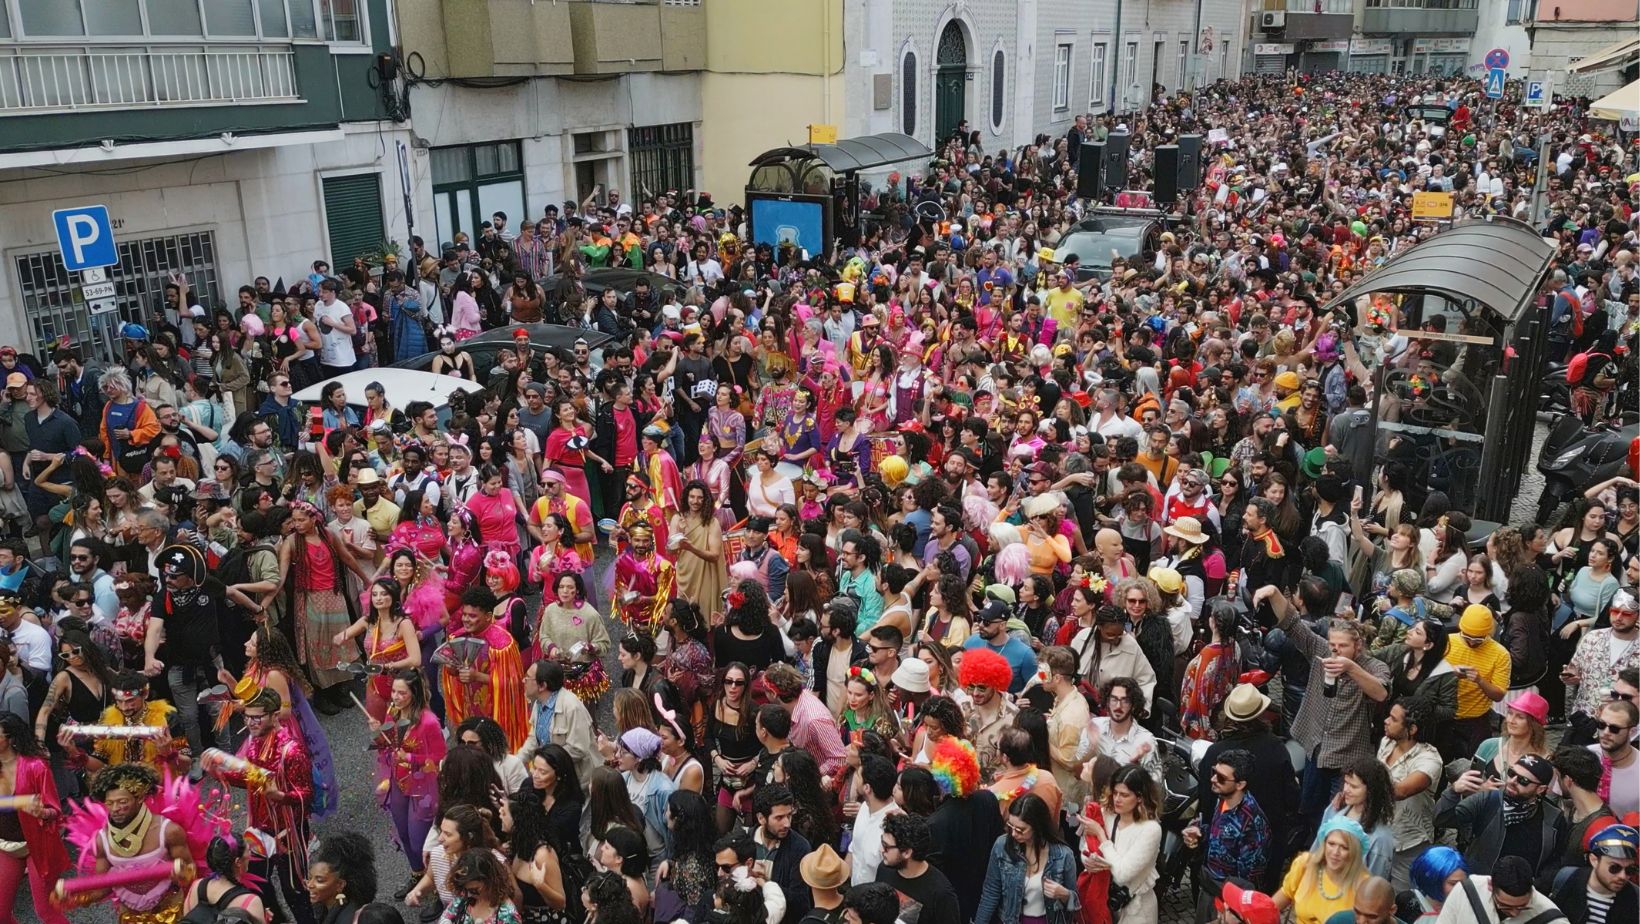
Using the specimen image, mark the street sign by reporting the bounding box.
[1484,67,1506,99]
[51,205,117,272]
[80,281,116,301]
[1485,48,1510,70]
[808,124,838,144]
[1411,191,1455,221]
[1524,78,1550,108]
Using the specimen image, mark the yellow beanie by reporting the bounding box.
[1459,604,1495,637]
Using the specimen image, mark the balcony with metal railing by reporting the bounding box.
[0,44,300,114]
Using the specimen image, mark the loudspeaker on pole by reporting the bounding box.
[1176,134,1203,191]
[1103,131,1131,196]
[1076,142,1106,199]
[1153,145,1179,206]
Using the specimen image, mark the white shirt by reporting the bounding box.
[1074,716,1163,781]
[317,299,357,367]
[849,800,901,886]
[8,618,50,673]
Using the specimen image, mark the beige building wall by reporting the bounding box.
[698,0,844,201]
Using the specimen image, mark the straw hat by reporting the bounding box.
[1162,516,1209,545]
[800,845,850,890]
[1222,683,1271,723]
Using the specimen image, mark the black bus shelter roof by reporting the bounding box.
[748,132,933,174]
[1319,217,1555,324]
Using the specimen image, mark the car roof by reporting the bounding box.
[292,368,488,407]
[463,323,614,351]
[1072,211,1160,234]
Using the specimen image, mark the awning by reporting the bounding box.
[748,132,933,173]
[1589,78,1640,123]
[1319,218,1555,323]
[1569,36,1640,75]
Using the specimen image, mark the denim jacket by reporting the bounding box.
[974,836,1081,924]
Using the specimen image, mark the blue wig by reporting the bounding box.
[1409,846,1467,900]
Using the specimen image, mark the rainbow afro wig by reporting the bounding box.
[928,737,981,799]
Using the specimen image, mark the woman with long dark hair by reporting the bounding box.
[711,580,787,671]
[773,748,839,849]
[0,713,69,924]
[1375,618,1457,742]
[33,627,111,771]
[278,500,370,713]
[369,669,445,901]
[503,745,585,924]
[584,766,645,858]
[1083,764,1162,924]
[708,661,759,832]
[442,850,520,924]
[657,790,717,920]
[973,792,1079,924]
[334,577,421,721]
[581,869,642,924]
[1178,600,1242,740]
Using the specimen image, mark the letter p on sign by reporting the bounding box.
[52,205,117,272]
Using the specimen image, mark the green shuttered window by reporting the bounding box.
[322,173,384,270]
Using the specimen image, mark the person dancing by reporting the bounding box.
[367,669,445,904]
[439,586,529,751]
[613,523,676,638]
[0,714,70,924]
[58,763,196,924]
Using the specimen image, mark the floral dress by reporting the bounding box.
[441,898,522,924]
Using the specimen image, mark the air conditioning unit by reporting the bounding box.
[1261,11,1286,29]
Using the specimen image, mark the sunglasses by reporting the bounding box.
[1210,770,1238,784]
[716,863,739,873]
[70,553,91,562]
[1603,861,1638,877]
[69,598,91,607]
[1595,721,1635,735]
[60,646,85,657]
[1507,771,1543,786]
[1611,691,1636,703]
[723,678,747,687]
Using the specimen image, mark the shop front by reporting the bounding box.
[1411,37,1471,76]
[1348,38,1395,74]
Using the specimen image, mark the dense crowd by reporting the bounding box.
[0,69,1636,924]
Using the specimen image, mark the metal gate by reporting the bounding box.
[12,229,222,363]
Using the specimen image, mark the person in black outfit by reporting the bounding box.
[875,812,963,924]
[1546,823,1638,924]
[1197,682,1301,893]
[752,783,812,924]
[152,542,226,767]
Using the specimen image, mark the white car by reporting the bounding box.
[293,367,487,423]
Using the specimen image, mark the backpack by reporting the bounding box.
[1567,350,1609,387]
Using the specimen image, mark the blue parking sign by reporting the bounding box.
[1525,80,1548,107]
[1484,67,1506,100]
[52,205,117,272]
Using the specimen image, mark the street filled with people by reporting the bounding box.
[0,69,1637,924]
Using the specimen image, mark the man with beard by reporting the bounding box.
[206,686,317,924]
[56,763,195,924]
[1162,467,1216,528]
[1436,753,1568,877]
[352,468,400,545]
[612,522,674,637]
[593,382,646,517]
[67,537,120,622]
[956,646,1019,782]
[921,504,974,581]
[1547,823,1637,924]
[1588,699,1638,817]
[752,782,814,924]
[22,379,84,526]
[59,670,189,776]
[1564,592,1640,747]
[389,442,441,508]
[876,809,962,924]
[53,346,104,434]
[962,601,1037,694]
[940,449,985,503]
[144,543,226,773]
[714,830,787,924]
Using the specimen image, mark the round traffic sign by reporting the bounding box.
[1485,48,1510,69]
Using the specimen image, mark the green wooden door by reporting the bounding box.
[936,67,966,144]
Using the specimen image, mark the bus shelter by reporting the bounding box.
[1318,217,1556,523]
[745,132,931,259]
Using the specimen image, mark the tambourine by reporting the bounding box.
[367,718,413,751]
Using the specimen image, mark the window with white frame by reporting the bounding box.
[5,0,362,43]
[1090,42,1108,107]
[1177,40,1188,89]
[1123,41,1138,98]
[1053,41,1072,110]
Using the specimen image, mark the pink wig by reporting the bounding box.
[994,543,1031,587]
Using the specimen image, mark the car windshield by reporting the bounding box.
[1058,227,1148,269]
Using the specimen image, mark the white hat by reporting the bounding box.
[890,659,930,694]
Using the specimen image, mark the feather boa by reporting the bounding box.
[67,773,234,877]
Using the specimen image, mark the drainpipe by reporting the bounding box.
[1191,0,1202,88]
[1112,0,1123,111]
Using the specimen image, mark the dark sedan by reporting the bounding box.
[1052,209,1164,281]
[390,323,614,375]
